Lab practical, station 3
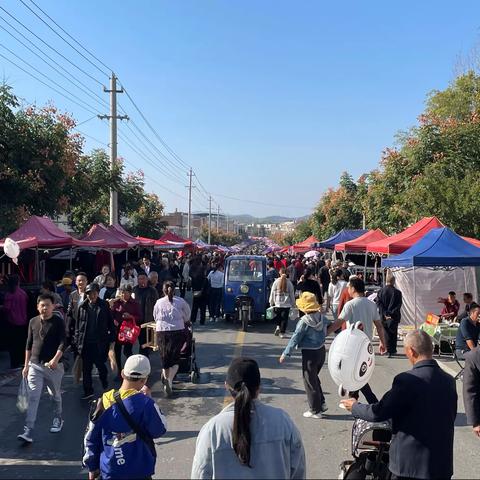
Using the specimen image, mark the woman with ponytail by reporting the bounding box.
[192,357,305,479]
[153,280,191,397]
[269,267,296,338]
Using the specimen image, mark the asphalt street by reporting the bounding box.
[0,309,478,479]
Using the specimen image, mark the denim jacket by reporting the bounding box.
[283,312,328,356]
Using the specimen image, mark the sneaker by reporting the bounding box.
[17,426,33,443]
[50,418,64,433]
[320,403,328,413]
[303,410,322,419]
[274,327,280,336]
[81,393,94,401]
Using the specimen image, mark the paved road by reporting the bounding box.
[0,312,477,479]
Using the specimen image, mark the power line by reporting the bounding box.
[212,192,313,210]
[0,6,105,86]
[0,43,101,114]
[0,50,99,115]
[119,86,191,170]
[18,0,110,78]
[0,16,109,109]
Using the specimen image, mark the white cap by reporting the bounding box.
[123,354,151,379]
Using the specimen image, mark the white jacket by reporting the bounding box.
[269,277,296,308]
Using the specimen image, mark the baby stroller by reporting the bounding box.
[339,418,392,480]
[177,324,200,383]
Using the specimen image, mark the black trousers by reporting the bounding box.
[274,307,290,334]
[82,343,109,395]
[179,280,187,298]
[191,295,207,324]
[382,317,400,354]
[138,327,150,357]
[114,341,133,373]
[6,323,28,369]
[208,288,223,318]
[302,347,326,414]
[350,383,378,404]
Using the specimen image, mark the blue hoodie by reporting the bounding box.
[83,389,167,480]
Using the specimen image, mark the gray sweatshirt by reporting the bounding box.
[191,400,306,479]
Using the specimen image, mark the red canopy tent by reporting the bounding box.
[366,217,444,255]
[290,235,319,254]
[334,229,388,253]
[159,231,190,243]
[464,236,480,248]
[136,236,157,247]
[81,224,130,249]
[107,224,139,248]
[0,216,100,248]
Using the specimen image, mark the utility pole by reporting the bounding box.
[98,72,128,225]
[226,214,229,233]
[216,205,220,232]
[187,168,193,239]
[208,196,212,245]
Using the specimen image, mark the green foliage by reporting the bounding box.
[307,72,480,240]
[199,225,244,247]
[0,84,165,238]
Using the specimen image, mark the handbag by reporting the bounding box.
[117,319,141,345]
[193,290,203,298]
[113,391,156,457]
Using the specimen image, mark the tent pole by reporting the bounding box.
[464,267,468,293]
[69,247,73,271]
[363,252,368,279]
[35,247,40,284]
[413,266,417,328]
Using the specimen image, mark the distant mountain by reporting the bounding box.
[230,214,310,224]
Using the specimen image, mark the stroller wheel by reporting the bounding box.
[190,370,200,383]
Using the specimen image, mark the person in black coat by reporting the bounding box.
[376,273,403,357]
[73,283,115,400]
[296,268,323,305]
[463,348,480,437]
[341,330,457,480]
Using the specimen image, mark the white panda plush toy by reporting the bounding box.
[328,322,375,396]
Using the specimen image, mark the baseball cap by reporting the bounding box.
[123,354,151,379]
[226,357,260,390]
[85,283,99,293]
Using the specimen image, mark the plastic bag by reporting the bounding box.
[16,377,29,413]
[289,308,299,321]
[73,355,83,384]
[266,306,276,320]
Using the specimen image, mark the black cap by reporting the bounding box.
[226,357,260,391]
[85,283,100,293]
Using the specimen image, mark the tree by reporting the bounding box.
[127,193,166,238]
[199,226,244,246]
[0,84,82,235]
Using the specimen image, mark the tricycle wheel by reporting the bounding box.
[240,310,248,332]
[190,370,200,383]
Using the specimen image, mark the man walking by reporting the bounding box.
[376,273,403,357]
[133,273,159,356]
[66,272,88,345]
[341,330,457,480]
[328,277,386,403]
[83,354,167,480]
[74,283,115,400]
[18,293,66,443]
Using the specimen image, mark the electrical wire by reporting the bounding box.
[212,192,313,210]
[0,43,102,114]
[0,19,109,109]
[0,6,105,86]
[0,50,99,115]
[18,0,110,77]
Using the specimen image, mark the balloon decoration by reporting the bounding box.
[3,237,20,265]
[328,322,375,397]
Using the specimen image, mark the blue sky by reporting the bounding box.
[1,0,479,218]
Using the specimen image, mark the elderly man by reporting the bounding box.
[341,330,457,480]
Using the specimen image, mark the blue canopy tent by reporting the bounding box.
[313,229,367,250]
[383,227,480,326]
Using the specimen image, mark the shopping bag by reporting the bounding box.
[118,320,141,345]
[289,308,300,321]
[16,377,29,413]
[73,355,83,384]
[266,306,276,320]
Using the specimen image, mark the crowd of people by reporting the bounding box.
[1,248,480,479]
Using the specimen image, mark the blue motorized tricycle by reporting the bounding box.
[223,255,267,331]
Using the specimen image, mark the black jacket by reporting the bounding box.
[463,348,480,427]
[376,285,403,322]
[352,360,457,479]
[74,298,115,355]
